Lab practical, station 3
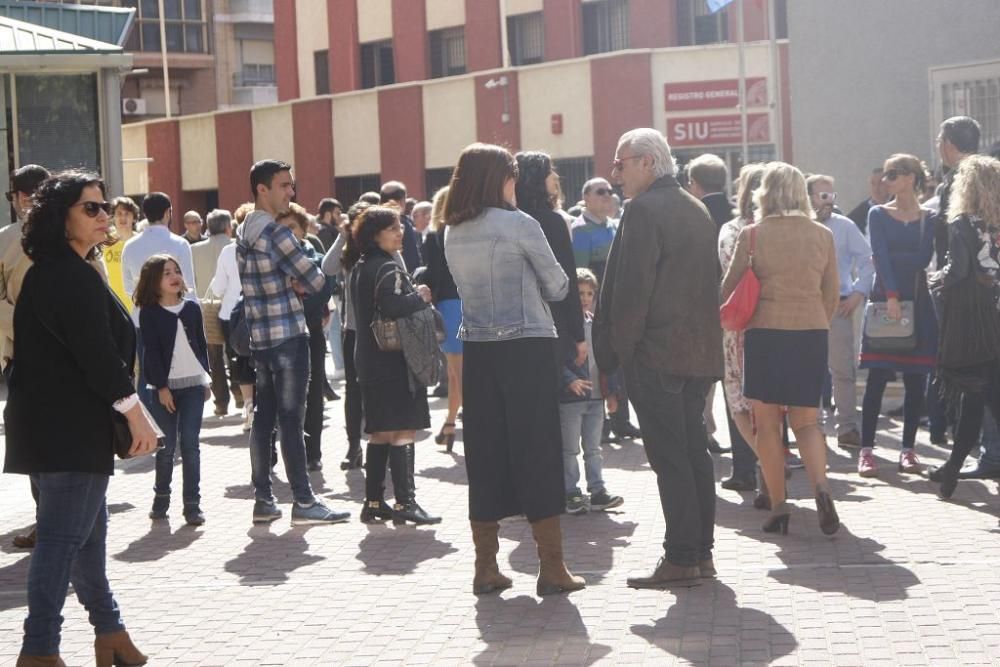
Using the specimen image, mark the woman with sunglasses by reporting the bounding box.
[858,154,937,478]
[4,171,159,667]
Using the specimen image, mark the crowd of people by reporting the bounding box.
[3,113,1000,664]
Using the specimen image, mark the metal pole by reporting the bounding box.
[768,0,783,160]
[499,0,511,69]
[737,0,748,169]
[158,0,171,119]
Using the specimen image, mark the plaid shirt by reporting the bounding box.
[237,214,325,351]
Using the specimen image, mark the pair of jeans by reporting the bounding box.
[559,400,605,495]
[250,336,314,505]
[625,364,715,566]
[828,310,860,434]
[978,410,1000,467]
[23,473,125,655]
[341,328,363,449]
[862,368,926,449]
[148,385,205,506]
[304,326,327,464]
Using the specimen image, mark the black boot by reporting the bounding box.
[360,443,392,523]
[341,440,363,470]
[389,444,441,525]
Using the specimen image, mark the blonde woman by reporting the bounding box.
[418,187,463,451]
[721,162,840,536]
[928,155,1000,498]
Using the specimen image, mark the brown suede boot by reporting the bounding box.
[15,656,65,667]
[94,630,147,667]
[471,520,513,595]
[529,516,586,596]
[626,557,701,589]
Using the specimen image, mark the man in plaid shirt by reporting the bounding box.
[237,159,351,526]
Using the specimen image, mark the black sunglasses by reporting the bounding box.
[73,201,112,218]
[592,188,613,196]
[882,169,908,182]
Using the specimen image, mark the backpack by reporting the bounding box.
[228,297,251,357]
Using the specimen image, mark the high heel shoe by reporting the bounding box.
[340,446,362,470]
[815,488,840,535]
[762,502,791,535]
[435,422,456,452]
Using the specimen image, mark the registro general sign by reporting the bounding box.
[664,78,768,111]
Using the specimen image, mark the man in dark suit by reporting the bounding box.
[380,181,423,272]
[595,129,724,589]
[847,168,889,235]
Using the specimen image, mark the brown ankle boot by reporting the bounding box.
[15,656,65,667]
[94,630,147,667]
[529,516,586,596]
[471,520,513,595]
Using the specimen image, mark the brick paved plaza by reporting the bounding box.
[1,380,999,666]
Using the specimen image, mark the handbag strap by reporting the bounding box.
[371,262,413,316]
[747,223,757,266]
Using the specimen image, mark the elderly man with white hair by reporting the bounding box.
[593,128,724,589]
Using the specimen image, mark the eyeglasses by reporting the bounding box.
[72,201,112,218]
[814,192,837,202]
[611,155,643,172]
[592,188,613,197]
[882,169,908,182]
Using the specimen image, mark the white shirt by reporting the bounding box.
[163,302,210,387]
[208,242,241,320]
[121,225,196,299]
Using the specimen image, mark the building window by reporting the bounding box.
[233,63,274,87]
[429,27,466,79]
[121,0,209,53]
[507,12,544,66]
[677,0,729,46]
[582,0,629,56]
[360,40,395,89]
[334,174,382,208]
[315,49,330,95]
[941,77,1000,150]
[15,74,101,173]
[425,168,454,199]
[552,157,594,211]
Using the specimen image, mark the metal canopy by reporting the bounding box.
[0,0,134,47]
[0,14,123,55]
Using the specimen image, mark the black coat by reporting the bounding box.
[4,247,136,475]
[701,192,733,235]
[419,229,459,303]
[523,207,585,346]
[349,249,428,385]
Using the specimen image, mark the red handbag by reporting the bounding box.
[720,224,760,331]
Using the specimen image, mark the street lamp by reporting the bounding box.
[484,75,510,124]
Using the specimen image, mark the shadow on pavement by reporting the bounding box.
[473,594,611,665]
[0,555,30,612]
[355,528,457,576]
[631,581,796,663]
[420,451,469,486]
[316,467,365,502]
[225,528,325,586]
[113,520,203,563]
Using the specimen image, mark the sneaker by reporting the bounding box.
[590,490,623,511]
[252,499,282,523]
[307,460,323,472]
[858,449,879,478]
[898,449,922,474]
[149,494,169,520]
[565,494,588,515]
[184,506,205,526]
[785,450,804,469]
[290,501,351,526]
[837,429,862,449]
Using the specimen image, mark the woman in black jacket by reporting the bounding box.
[345,205,440,526]
[515,152,587,372]
[3,171,158,666]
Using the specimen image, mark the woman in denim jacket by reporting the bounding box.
[444,143,584,598]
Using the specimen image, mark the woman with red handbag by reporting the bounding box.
[721,162,841,536]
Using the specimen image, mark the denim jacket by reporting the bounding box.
[444,206,569,342]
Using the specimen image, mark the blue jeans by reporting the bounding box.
[148,385,205,506]
[23,473,125,655]
[559,400,606,495]
[979,410,1000,467]
[250,336,314,505]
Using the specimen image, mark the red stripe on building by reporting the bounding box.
[378,86,426,198]
[591,53,653,180]
[392,0,428,83]
[629,0,677,48]
[728,0,768,42]
[328,0,360,93]
[779,43,793,162]
[291,98,335,210]
[475,71,520,153]
[465,0,502,72]
[147,120,184,233]
[274,0,300,101]
[214,110,254,213]
[543,0,582,61]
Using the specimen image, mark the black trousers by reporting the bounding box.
[947,363,1000,469]
[463,338,564,522]
[342,328,363,449]
[726,394,757,480]
[207,343,239,411]
[304,326,327,464]
[625,363,716,566]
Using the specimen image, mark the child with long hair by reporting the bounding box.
[136,254,211,526]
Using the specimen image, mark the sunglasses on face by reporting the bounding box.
[882,169,908,182]
[814,191,837,202]
[611,155,643,172]
[592,188,613,196]
[73,201,112,218]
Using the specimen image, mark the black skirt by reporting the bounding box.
[361,379,430,433]
[743,328,828,408]
[463,337,565,522]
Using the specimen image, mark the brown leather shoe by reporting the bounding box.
[627,558,702,589]
[471,520,513,595]
[698,558,717,578]
[529,516,586,596]
[16,656,65,667]
[94,630,147,667]
[12,527,36,549]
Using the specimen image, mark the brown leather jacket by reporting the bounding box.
[594,176,724,379]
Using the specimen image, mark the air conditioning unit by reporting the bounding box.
[122,97,147,116]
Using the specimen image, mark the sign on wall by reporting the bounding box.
[667,113,770,147]
[664,77,768,111]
